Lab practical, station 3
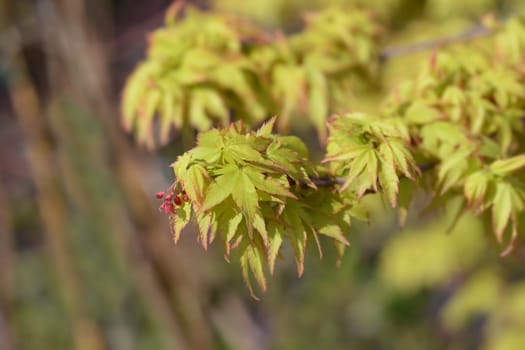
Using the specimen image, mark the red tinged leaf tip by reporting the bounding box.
[429,49,437,70]
[155,191,165,199]
[174,196,182,205]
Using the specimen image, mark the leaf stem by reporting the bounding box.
[308,161,438,188]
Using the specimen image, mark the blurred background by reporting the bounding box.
[2,0,525,349]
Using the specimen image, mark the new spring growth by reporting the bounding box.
[156,189,187,214]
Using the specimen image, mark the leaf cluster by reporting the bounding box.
[324,113,419,207]
[121,4,381,147]
[382,18,525,252]
[170,119,362,297]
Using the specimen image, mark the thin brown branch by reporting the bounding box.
[380,21,496,60]
[308,176,346,188]
[309,161,438,188]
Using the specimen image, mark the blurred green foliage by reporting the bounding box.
[122,5,380,147]
[379,207,486,293]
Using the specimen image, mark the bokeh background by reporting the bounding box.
[2,0,525,349]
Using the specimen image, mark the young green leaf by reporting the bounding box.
[378,145,399,207]
[201,166,240,212]
[231,169,259,233]
[492,182,513,242]
[267,223,284,275]
[171,202,192,243]
[490,155,525,176]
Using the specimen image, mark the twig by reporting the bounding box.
[380,22,495,60]
[309,161,438,188]
[308,176,346,188]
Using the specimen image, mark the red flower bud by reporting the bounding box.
[183,195,189,202]
[155,191,165,199]
[174,196,182,205]
[159,201,173,214]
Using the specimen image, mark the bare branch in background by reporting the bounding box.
[380,21,495,60]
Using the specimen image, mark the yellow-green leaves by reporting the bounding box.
[390,38,525,158]
[378,144,399,207]
[121,7,261,148]
[201,166,240,212]
[231,169,259,232]
[492,183,514,242]
[169,121,358,297]
[381,24,525,254]
[121,5,381,147]
[324,113,419,207]
[437,145,476,195]
[240,241,267,299]
[171,200,191,243]
[462,155,525,253]
[490,154,525,176]
[464,170,490,211]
